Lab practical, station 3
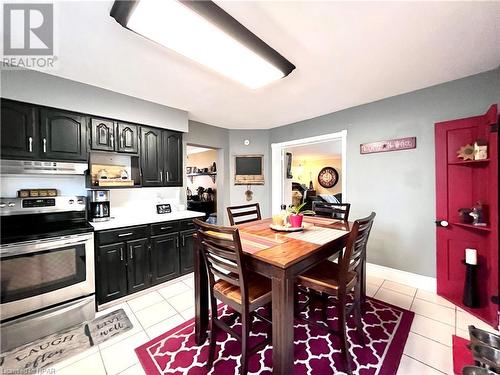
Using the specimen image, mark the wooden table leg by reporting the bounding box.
[272,270,294,375]
[194,236,209,345]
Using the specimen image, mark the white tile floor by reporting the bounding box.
[44,273,499,375]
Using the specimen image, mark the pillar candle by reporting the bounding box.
[465,248,477,265]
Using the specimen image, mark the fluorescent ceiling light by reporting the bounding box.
[110,0,295,89]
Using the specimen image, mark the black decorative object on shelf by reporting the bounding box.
[463,260,480,308]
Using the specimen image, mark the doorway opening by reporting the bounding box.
[186,145,220,224]
[271,130,347,215]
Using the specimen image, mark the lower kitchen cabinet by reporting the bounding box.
[97,242,128,304]
[180,230,196,274]
[151,233,180,285]
[127,238,151,294]
[95,219,199,305]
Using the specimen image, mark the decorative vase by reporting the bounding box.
[289,214,303,228]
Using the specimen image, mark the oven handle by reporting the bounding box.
[0,233,93,258]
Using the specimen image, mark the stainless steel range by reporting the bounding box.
[0,196,95,353]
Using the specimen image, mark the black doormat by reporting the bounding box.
[0,309,132,372]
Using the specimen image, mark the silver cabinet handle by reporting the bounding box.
[119,247,124,261]
[118,232,133,237]
[120,134,124,149]
[160,171,163,182]
[43,138,47,153]
[28,136,33,152]
[176,237,179,247]
[166,171,170,182]
[182,236,185,247]
[129,245,134,259]
[160,226,172,230]
[110,134,114,147]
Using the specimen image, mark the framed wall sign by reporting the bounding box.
[360,137,416,154]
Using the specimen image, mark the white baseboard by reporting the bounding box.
[366,263,437,292]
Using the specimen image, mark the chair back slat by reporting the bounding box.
[227,203,262,226]
[340,212,376,279]
[194,219,249,305]
[312,202,351,221]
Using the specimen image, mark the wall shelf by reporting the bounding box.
[448,159,490,166]
[187,172,217,183]
[452,222,491,232]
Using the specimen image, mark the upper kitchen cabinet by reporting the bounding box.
[40,109,87,161]
[1,100,39,159]
[90,118,115,152]
[162,131,183,186]
[140,126,163,186]
[116,122,138,153]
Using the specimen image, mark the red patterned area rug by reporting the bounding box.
[135,296,413,375]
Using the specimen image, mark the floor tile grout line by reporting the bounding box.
[97,346,109,375]
[409,287,418,310]
[116,363,138,375]
[412,311,456,328]
[402,354,448,375]
[409,331,452,348]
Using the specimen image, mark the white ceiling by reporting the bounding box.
[287,140,342,161]
[37,1,500,129]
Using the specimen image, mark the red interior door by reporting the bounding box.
[435,104,498,329]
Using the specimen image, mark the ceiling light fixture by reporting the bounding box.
[110,0,296,89]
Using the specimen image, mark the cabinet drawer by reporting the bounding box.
[179,219,196,231]
[150,221,179,236]
[97,225,148,245]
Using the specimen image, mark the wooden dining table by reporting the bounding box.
[194,216,356,375]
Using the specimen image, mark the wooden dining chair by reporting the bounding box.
[296,212,376,374]
[227,203,262,226]
[312,201,351,221]
[193,219,272,374]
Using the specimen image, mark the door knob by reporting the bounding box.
[435,220,449,227]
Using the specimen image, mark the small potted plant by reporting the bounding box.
[287,202,315,228]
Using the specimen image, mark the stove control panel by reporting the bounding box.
[22,198,56,208]
[0,196,86,216]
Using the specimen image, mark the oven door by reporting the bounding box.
[0,233,94,321]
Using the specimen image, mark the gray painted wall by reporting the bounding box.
[0,69,188,132]
[229,129,271,218]
[270,68,500,277]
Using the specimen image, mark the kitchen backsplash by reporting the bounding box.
[0,176,183,214]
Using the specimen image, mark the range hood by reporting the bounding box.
[0,160,88,175]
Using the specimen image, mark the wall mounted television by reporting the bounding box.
[234,154,264,185]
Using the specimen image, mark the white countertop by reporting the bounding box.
[89,210,205,231]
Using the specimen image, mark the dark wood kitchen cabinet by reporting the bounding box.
[179,229,195,274]
[1,100,39,159]
[40,109,87,161]
[162,131,183,186]
[126,238,151,293]
[90,118,115,152]
[150,233,180,285]
[117,122,138,153]
[140,126,163,186]
[96,242,128,304]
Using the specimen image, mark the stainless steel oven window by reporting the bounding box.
[1,245,86,304]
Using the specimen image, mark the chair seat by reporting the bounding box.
[214,273,271,305]
[298,260,357,293]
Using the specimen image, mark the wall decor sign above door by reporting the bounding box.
[360,137,416,154]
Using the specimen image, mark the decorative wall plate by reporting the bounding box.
[318,167,339,188]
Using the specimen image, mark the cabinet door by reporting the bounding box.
[126,238,151,294]
[96,243,127,304]
[180,230,195,275]
[40,109,87,161]
[1,100,38,159]
[91,118,115,151]
[116,123,138,153]
[140,127,163,186]
[150,234,180,285]
[162,131,183,186]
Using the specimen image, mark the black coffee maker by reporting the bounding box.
[88,190,110,222]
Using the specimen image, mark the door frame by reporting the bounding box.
[271,130,347,215]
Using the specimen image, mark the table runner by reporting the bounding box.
[206,231,283,254]
[285,225,346,245]
[303,216,341,225]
